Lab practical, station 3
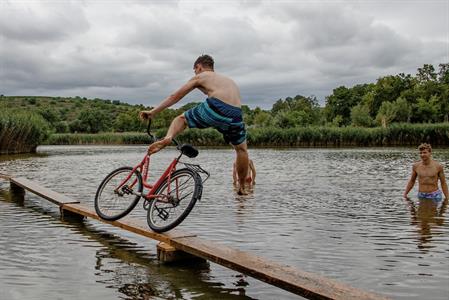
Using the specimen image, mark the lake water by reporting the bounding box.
[0,146,448,300]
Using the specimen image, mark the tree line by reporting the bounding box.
[1,63,447,135]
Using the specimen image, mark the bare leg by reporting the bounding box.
[148,114,187,154]
[233,142,249,195]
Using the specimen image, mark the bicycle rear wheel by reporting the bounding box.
[95,166,142,221]
[147,168,202,232]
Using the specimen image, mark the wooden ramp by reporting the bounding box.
[1,174,388,300]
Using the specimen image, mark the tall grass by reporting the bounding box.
[248,123,449,147]
[44,123,449,147]
[47,132,153,145]
[0,109,50,154]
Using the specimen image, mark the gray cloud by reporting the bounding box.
[1,0,447,108]
[0,1,89,42]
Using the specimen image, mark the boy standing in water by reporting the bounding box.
[139,55,250,195]
[403,143,448,201]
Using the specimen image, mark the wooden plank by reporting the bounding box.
[10,177,80,206]
[62,202,195,245]
[169,237,387,300]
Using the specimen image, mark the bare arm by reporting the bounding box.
[438,165,448,200]
[249,160,256,184]
[403,165,417,198]
[232,162,238,184]
[140,76,200,119]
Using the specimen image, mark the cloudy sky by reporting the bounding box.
[1,0,448,108]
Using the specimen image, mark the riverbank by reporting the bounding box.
[45,123,449,147]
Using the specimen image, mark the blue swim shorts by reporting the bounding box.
[184,97,247,145]
[417,190,443,201]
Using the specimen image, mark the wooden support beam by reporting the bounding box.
[157,242,206,263]
[10,181,25,195]
[60,206,85,222]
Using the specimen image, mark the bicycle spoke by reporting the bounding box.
[95,167,142,220]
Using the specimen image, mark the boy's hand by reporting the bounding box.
[139,110,154,120]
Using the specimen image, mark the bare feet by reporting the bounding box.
[147,137,171,155]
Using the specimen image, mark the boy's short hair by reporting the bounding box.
[194,54,214,69]
[418,143,432,152]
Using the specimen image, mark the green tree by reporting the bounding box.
[272,98,290,115]
[417,64,437,83]
[325,85,370,126]
[351,104,373,127]
[76,109,110,133]
[325,86,352,125]
[38,108,60,127]
[438,63,449,84]
[370,74,414,117]
[253,111,272,127]
[414,96,440,123]
[331,115,344,127]
[114,112,136,132]
[273,111,296,128]
[376,101,397,127]
[393,97,411,123]
[54,121,69,133]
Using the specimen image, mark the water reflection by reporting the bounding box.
[0,186,25,204]
[62,221,258,299]
[405,197,448,251]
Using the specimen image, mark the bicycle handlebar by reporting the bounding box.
[146,119,179,146]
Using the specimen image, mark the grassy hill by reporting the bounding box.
[0,95,188,133]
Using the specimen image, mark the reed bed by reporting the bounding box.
[0,110,50,154]
[45,123,449,147]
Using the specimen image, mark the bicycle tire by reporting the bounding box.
[147,168,202,232]
[95,166,143,221]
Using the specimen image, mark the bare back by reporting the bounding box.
[414,160,442,192]
[196,71,242,107]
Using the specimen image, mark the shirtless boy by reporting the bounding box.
[403,143,448,201]
[139,55,250,195]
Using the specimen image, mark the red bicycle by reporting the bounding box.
[94,120,209,232]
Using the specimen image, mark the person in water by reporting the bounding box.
[139,54,250,195]
[403,143,448,201]
[233,158,256,188]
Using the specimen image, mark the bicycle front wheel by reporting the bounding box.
[95,166,143,221]
[147,168,202,232]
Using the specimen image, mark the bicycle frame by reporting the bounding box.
[116,152,182,202]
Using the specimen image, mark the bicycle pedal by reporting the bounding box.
[157,208,169,220]
[121,185,133,195]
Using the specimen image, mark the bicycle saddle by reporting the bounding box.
[178,144,199,158]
